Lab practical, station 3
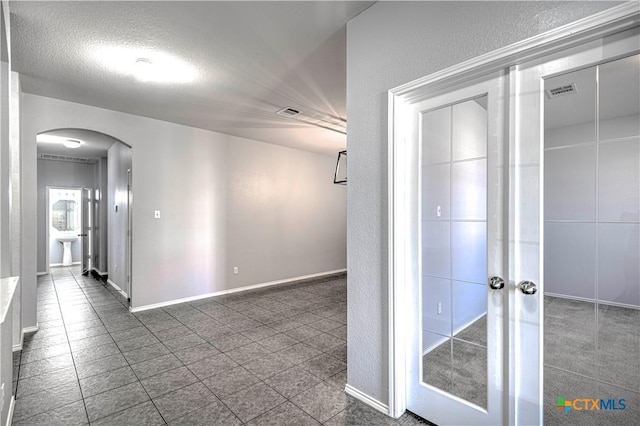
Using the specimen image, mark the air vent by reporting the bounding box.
[275,106,346,134]
[546,83,577,98]
[276,107,301,117]
[38,153,97,164]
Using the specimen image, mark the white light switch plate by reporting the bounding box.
[154,210,161,219]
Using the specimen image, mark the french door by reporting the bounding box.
[389,11,639,426]
[406,71,513,426]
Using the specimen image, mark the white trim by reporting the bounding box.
[390,3,639,98]
[107,279,128,299]
[345,385,389,416]
[36,271,48,276]
[5,396,15,426]
[388,2,639,420]
[545,292,640,310]
[23,325,38,334]
[48,261,81,268]
[130,269,347,313]
[12,329,24,352]
[91,267,108,277]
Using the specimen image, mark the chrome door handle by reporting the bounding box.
[519,281,537,295]
[488,276,504,290]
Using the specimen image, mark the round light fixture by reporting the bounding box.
[63,139,82,149]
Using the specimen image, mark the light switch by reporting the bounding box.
[154,210,161,219]
[233,266,239,275]
[436,205,442,217]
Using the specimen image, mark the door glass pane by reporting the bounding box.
[420,96,488,409]
[599,55,640,140]
[544,55,640,425]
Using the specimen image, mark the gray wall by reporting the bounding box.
[346,0,621,407]
[21,93,346,311]
[37,160,96,270]
[107,142,131,293]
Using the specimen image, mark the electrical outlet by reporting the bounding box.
[233,266,239,275]
[437,302,442,315]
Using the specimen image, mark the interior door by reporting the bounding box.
[81,187,92,275]
[407,71,511,425]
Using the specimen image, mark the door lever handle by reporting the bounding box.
[488,276,505,290]
[519,281,537,295]
[78,234,88,237]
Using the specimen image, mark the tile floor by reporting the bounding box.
[12,267,429,425]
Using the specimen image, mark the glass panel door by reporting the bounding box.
[408,72,506,426]
[543,53,640,425]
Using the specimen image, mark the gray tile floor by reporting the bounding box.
[12,266,428,425]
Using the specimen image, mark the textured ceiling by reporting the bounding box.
[10,1,374,156]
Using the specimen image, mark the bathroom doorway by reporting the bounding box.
[46,187,83,270]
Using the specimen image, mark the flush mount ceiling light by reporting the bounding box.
[63,139,82,149]
[94,46,198,84]
[36,134,67,144]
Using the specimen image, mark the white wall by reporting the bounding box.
[37,160,96,270]
[21,93,346,311]
[346,0,621,407]
[107,142,130,292]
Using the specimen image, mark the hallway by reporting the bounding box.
[11,268,425,425]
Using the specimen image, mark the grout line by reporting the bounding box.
[21,266,348,425]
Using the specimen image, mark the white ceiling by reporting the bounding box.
[10,1,375,157]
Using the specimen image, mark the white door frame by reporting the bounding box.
[45,185,83,273]
[387,3,639,422]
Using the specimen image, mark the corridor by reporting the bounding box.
[12,267,425,425]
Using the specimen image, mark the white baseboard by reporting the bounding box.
[37,271,48,276]
[23,325,39,334]
[107,279,128,299]
[48,261,81,267]
[345,384,389,415]
[6,396,15,426]
[545,292,640,310]
[12,329,25,352]
[92,267,108,277]
[130,268,347,313]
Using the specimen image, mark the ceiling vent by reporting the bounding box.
[38,153,97,164]
[276,107,346,135]
[546,83,577,99]
[276,107,301,117]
